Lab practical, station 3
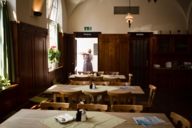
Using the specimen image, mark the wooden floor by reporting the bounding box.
[1,88,192,124]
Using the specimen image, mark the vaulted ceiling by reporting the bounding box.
[65,0,192,17]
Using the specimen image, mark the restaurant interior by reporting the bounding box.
[0,0,192,127]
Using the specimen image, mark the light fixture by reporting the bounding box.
[32,0,44,16]
[125,0,133,28]
[125,13,133,28]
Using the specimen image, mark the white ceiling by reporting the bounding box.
[65,0,192,16]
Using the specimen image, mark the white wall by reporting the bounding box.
[6,0,189,34]
[16,0,47,28]
[68,0,187,34]
[10,0,68,31]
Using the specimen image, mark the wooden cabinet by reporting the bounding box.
[151,35,192,68]
[149,34,192,94]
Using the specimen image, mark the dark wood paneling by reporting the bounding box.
[98,34,129,75]
[64,33,76,74]
[17,22,48,97]
[149,34,192,94]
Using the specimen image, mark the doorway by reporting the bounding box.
[129,32,152,88]
[75,38,98,72]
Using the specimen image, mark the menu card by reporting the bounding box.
[133,116,165,126]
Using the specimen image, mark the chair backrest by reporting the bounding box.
[77,103,108,111]
[74,76,91,81]
[40,102,70,110]
[147,84,157,107]
[109,81,129,86]
[111,105,143,112]
[93,81,110,86]
[91,76,103,81]
[83,90,107,103]
[69,80,91,85]
[107,91,133,105]
[128,73,133,85]
[53,90,83,102]
[170,112,191,128]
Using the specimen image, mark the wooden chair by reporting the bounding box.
[77,103,108,112]
[137,84,157,109]
[91,76,103,81]
[53,90,84,109]
[69,80,91,85]
[111,105,143,112]
[103,77,120,82]
[93,81,110,86]
[40,102,70,110]
[30,96,49,109]
[83,90,107,104]
[109,81,129,86]
[107,91,134,105]
[74,76,91,81]
[128,73,133,85]
[170,112,191,128]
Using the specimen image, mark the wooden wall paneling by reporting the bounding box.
[33,31,48,93]
[98,34,129,75]
[63,33,76,78]
[19,24,34,97]
[119,34,129,75]
[18,22,48,97]
[0,85,19,121]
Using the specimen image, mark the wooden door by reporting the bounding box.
[64,34,76,75]
[129,32,152,88]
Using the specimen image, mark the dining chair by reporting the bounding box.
[128,73,133,85]
[40,101,70,110]
[83,90,107,104]
[137,84,157,109]
[53,90,84,109]
[109,81,129,86]
[74,76,91,81]
[91,76,103,81]
[29,95,49,109]
[69,80,91,85]
[107,91,134,105]
[111,104,143,112]
[170,112,191,128]
[93,81,110,86]
[77,103,108,112]
[103,77,120,82]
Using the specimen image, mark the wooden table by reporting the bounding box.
[45,84,144,95]
[0,109,175,128]
[69,74,126,81]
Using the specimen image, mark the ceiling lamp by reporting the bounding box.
[125,0,133,28]
[125,13,133,28]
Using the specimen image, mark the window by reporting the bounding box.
[46,0,59,71]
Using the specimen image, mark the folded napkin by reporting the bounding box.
[55,113,74,124]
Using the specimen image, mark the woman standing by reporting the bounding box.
[82,49,93,72]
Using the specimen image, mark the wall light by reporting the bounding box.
[32,0,44,16]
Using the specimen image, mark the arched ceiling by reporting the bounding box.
[176,0,191,14]
[65,0,192,16]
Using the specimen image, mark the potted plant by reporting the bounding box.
[0,75,11,90]
[48,46,61,69]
